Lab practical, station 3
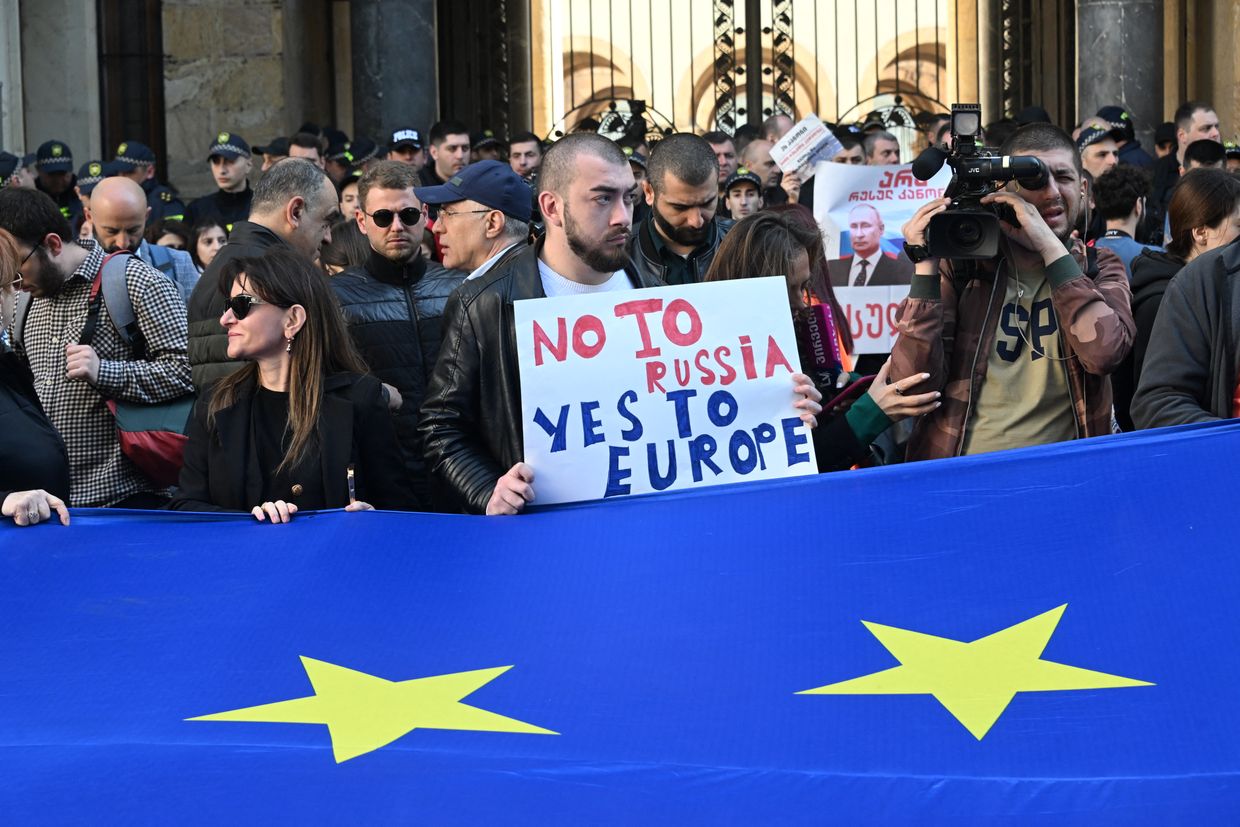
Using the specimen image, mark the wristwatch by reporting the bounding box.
[903,241,931,263]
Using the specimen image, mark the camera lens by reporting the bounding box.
[950,217,983,248]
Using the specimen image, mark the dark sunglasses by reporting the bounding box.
[364,207,422,228]
[225,293,270,320]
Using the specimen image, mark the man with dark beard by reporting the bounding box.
[420,133,664,515]
[629,133,733,285]
[89,177,200,302]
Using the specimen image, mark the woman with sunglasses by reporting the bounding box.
[0,227,71,526]
[169,250,418,520]
[703,211,941,472]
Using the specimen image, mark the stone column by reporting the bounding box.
[19,0,102,159]
[1077,0,1163,150]
[351,0,439,141]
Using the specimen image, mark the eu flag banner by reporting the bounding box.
[4,422,1240,823]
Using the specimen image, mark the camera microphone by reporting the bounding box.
[912,146,950,181]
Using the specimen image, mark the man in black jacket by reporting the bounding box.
[186,159,340,390]
[331,161,467,506]
[628,133,732,285]
[183,132,255,231]
[420,133,664,515]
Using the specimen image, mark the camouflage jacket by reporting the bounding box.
[890,242,1134,461]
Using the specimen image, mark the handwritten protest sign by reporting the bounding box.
[812,160,950,353]
[770,115,844,181]
[514,279,817,505]
[832,286,910,354]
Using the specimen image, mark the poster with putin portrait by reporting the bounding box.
[812,161,952,353]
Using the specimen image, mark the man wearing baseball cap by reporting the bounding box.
[330,160,467,507]
[0,152,22,189]
[416,159,531,279]
[71,160,117,237]
[253,136,289,173]
[113,140,185,224]
[1096,106,1155,169]
[184,131,253,231]
[1076,125,1122,180]
[722,167,764,219]
[34,140,81,222]
[387,127,425,167]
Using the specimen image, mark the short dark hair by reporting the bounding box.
[251,158,332,215]
[1166,168,1240,258]
[1000,122,1082,175]
[539,133,628,196]
[289,132,326,155]
[319,218,370,273]
[1184,139,1226,168]
[761,113,793,142]
[509,131,544,151]
[702,130,734,147]
[429,120,470,147]
[1092,165,1151,221]
[1174,101,1214,131]
[0,187,73,246]
[646,133,717,193]
[356,160,420,210]
[984,118,1019,148]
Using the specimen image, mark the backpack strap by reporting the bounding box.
[79,251,145,358]
[1085,244,1100,279]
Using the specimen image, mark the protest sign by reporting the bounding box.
[769,115,844,181]
[514,279,817,505]
[832,285,910,354]
[812,160,950,353]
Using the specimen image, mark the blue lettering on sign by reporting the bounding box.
[647,440,678,490]
[581,400,605,447]
[533,405,571,453]
[604,446,632,497]
[617,390,643,441]
[781,417,811,466]
[666,389,698,438]
[996,297,1057,362]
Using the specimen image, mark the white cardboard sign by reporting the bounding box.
[514,278,818,505]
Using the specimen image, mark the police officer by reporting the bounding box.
[113,140,186,224]
[184,131,254,231]
[33,140,81,222]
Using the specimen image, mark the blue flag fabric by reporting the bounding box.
[4,421,1240,823]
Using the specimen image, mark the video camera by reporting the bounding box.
[912,104,1050,259]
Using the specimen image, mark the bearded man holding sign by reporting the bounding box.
[421,134,825,515]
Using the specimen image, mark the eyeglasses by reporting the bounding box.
[18,243,41,268]
[438,207,492,220]
[225,293,270,320]
[363,207,422,228]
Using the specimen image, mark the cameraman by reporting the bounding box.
[891,123,1134,461]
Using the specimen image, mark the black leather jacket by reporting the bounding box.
[332,250,465,503]
[626,216,734,285]
[419,238,664,513]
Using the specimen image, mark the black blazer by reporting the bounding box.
[169,372,419,512]
[827,251,914,287]
[0,349,70,501]
[419,238,665,513]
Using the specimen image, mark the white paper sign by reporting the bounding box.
[832,286,910,354]
[514,279,818,505]
[770,115,844,181]
[812,161,950,353]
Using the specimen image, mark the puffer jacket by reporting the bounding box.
[890,242,1134,461]
[332,249,466,504]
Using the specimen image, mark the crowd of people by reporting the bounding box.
[2,96,1238,527]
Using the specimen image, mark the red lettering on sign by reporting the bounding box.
[615,299,664,357]
[532,318,568,366]
[572,314,606,358]
[662,298,703,346]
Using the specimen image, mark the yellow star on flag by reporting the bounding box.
[797,604,1153,739]
[188,656,557,762]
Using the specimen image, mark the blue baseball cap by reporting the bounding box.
[415,159,532,223]
[113,140,156,171]
[36,140,74,172]
[76,160,119,195]
[207,131,251,160]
